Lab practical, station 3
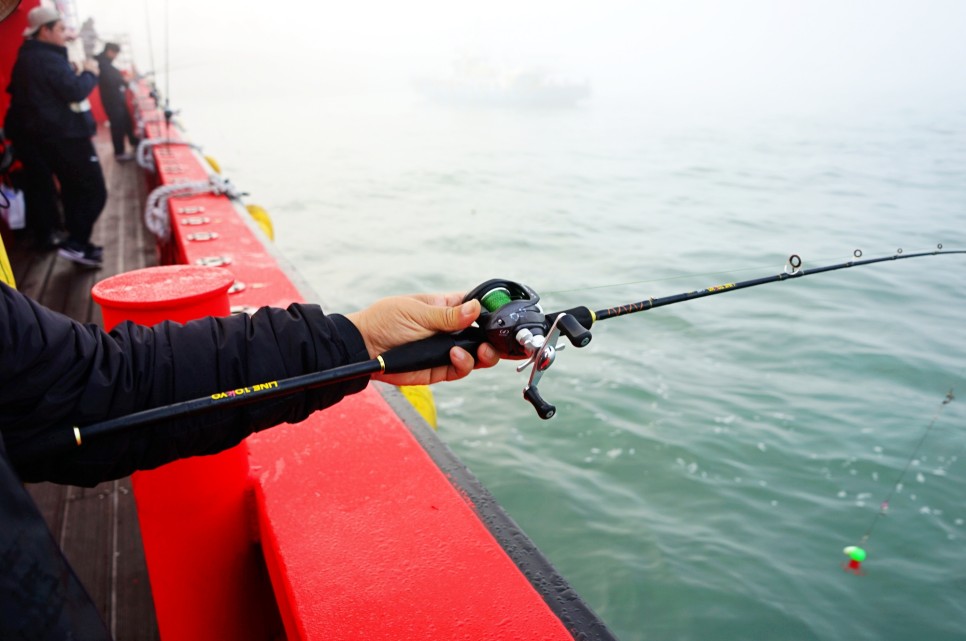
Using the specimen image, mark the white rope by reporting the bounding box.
[144,174,242,241]
[135,137,203,172]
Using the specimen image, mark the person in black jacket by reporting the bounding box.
[94,42,138,161]
[0,280,499,640]
[4,6,107,267]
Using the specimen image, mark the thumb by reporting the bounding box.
[417,299,480,333]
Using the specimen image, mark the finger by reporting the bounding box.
[454,299,481,328]
[475,343,501,369]
[447,346,475,380]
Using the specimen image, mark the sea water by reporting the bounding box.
[173,84,965,640]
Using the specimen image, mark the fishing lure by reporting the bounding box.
[842,546,867,574]
[25,245,964,457]
[842,389,955,575]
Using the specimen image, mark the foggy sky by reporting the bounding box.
[76,0,966,114]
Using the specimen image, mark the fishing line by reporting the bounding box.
[163,0,171,135]
[142,0,157,80]
[842,389,955,575]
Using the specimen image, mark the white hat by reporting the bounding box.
[23,5,61,37]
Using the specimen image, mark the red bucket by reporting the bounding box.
[92,265,234,330]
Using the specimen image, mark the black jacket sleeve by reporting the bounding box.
[0,283,371,486]
[44,57,97,105]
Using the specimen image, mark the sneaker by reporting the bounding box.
[116,153,135,162]
[58,244,103,267]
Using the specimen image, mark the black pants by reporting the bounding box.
[8,136,61,244]
[106,108,137,156]
[36,137,106,248]
[0,440,112,641]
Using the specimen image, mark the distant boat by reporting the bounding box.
[413,57,590,108]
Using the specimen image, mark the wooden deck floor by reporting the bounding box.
[8,136,161,640]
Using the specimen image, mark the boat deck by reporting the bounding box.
[7,136,160,640]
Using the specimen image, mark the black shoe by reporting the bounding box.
[58,244,103,268]
[26,230,66,251]
[30,237,57,252]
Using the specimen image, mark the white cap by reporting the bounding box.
[23,5,61,37]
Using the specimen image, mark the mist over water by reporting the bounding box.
[83,1,966,638]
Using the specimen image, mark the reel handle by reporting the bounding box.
[524,386,556,420]
[548,305,594,328]
[555,312,593,348]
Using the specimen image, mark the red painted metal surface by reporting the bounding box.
[89,85,108,130]
[132,442,284,640]
[250,391,576,641]
[91,264,233,329]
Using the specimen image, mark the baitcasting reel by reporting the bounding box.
[463,280,594,419]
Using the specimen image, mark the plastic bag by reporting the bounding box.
[0,185,25,230]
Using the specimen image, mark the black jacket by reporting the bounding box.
[4,39,97,141]
[0,282,370,639]
[94,52,126,116]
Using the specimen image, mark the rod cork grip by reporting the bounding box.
[379,327,486,374]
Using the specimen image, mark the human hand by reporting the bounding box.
[82,59,99,76]
[346,293,500,386]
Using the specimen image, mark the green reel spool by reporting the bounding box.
[480,287,513,312]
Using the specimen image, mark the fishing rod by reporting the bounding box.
[39,245,964,456]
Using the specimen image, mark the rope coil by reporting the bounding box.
[136,138,204,173]
[144,175,242,241]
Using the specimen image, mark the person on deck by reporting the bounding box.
[79,17,98,60]
[4,5,107,267]
[0,279,499,640]
[95,42,138,161]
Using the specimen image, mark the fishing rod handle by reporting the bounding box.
[379,326,487,374]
